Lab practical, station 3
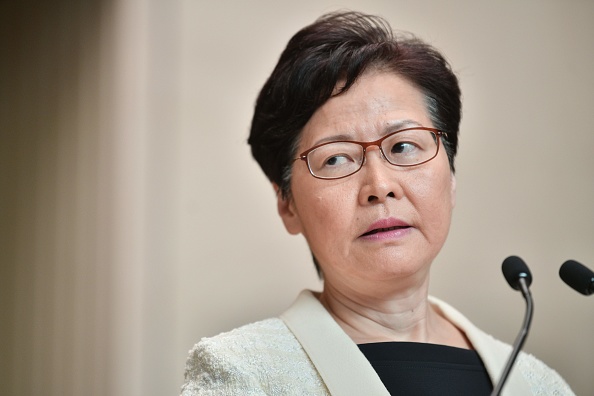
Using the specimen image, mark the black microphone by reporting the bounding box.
[559,260,594,296]
[502,255,533,291]
[491,256,534,396]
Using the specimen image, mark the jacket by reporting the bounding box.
[181,290,574,395]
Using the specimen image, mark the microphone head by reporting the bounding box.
[559,260,594,296]
[502,256,533,291]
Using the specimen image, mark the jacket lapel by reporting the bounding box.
[429,296,533,395]
[281,290,391,396]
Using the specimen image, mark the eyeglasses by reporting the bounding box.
[295,127,446,180]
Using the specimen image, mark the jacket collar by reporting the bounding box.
[282,290,532,395]
[429,296,532,395]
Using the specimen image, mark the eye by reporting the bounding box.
[390,141,418,155]
[324,153,354,167]
[307,142,362,178]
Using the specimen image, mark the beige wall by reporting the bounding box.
[1,0,593,395]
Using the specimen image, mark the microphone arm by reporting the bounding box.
[490,276,534,396]
[491,256,535,396]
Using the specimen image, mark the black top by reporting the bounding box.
[358,342,492,395]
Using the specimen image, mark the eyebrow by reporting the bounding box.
[311,119,423,146]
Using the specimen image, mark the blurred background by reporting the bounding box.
[1,0,593,395]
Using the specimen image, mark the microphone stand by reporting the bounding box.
[490,277,534,396]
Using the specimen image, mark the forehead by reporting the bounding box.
[299,71,432,149]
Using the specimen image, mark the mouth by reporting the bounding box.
[361,225,410,237]
[360,218,412,238]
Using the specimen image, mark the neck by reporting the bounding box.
[318,279,470,348]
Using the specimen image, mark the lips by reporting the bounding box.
[360,218,411,237]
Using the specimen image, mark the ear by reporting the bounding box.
[273,183,303,235]
[449,173,457,208]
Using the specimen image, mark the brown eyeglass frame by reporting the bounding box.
[294,126,447,180]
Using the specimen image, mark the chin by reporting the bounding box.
[360,260,430,283]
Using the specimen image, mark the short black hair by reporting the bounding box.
[248,11,461,199]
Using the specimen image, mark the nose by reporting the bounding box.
[358,146,402,204]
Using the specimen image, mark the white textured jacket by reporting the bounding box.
[181,290,574,395]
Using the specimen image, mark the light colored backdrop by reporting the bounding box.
[1,0,593,395]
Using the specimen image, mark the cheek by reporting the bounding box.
[407,168,454,230]
[306,188,353,227]
[293,182,356,243]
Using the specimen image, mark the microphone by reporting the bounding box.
[491,256,534,396]
[502,255,533,291]
[559,260,594,296]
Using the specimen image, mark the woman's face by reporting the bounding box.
[277,71,456,295]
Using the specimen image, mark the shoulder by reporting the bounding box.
[479,337,575,395]
[185,318,302,374]
[181,318,329,396]
[191,317,296,356]
[515,352,575,395]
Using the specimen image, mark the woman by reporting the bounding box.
[182,11,574,395]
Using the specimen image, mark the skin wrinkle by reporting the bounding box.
[318,285,436,343]
[276,70,468,348]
